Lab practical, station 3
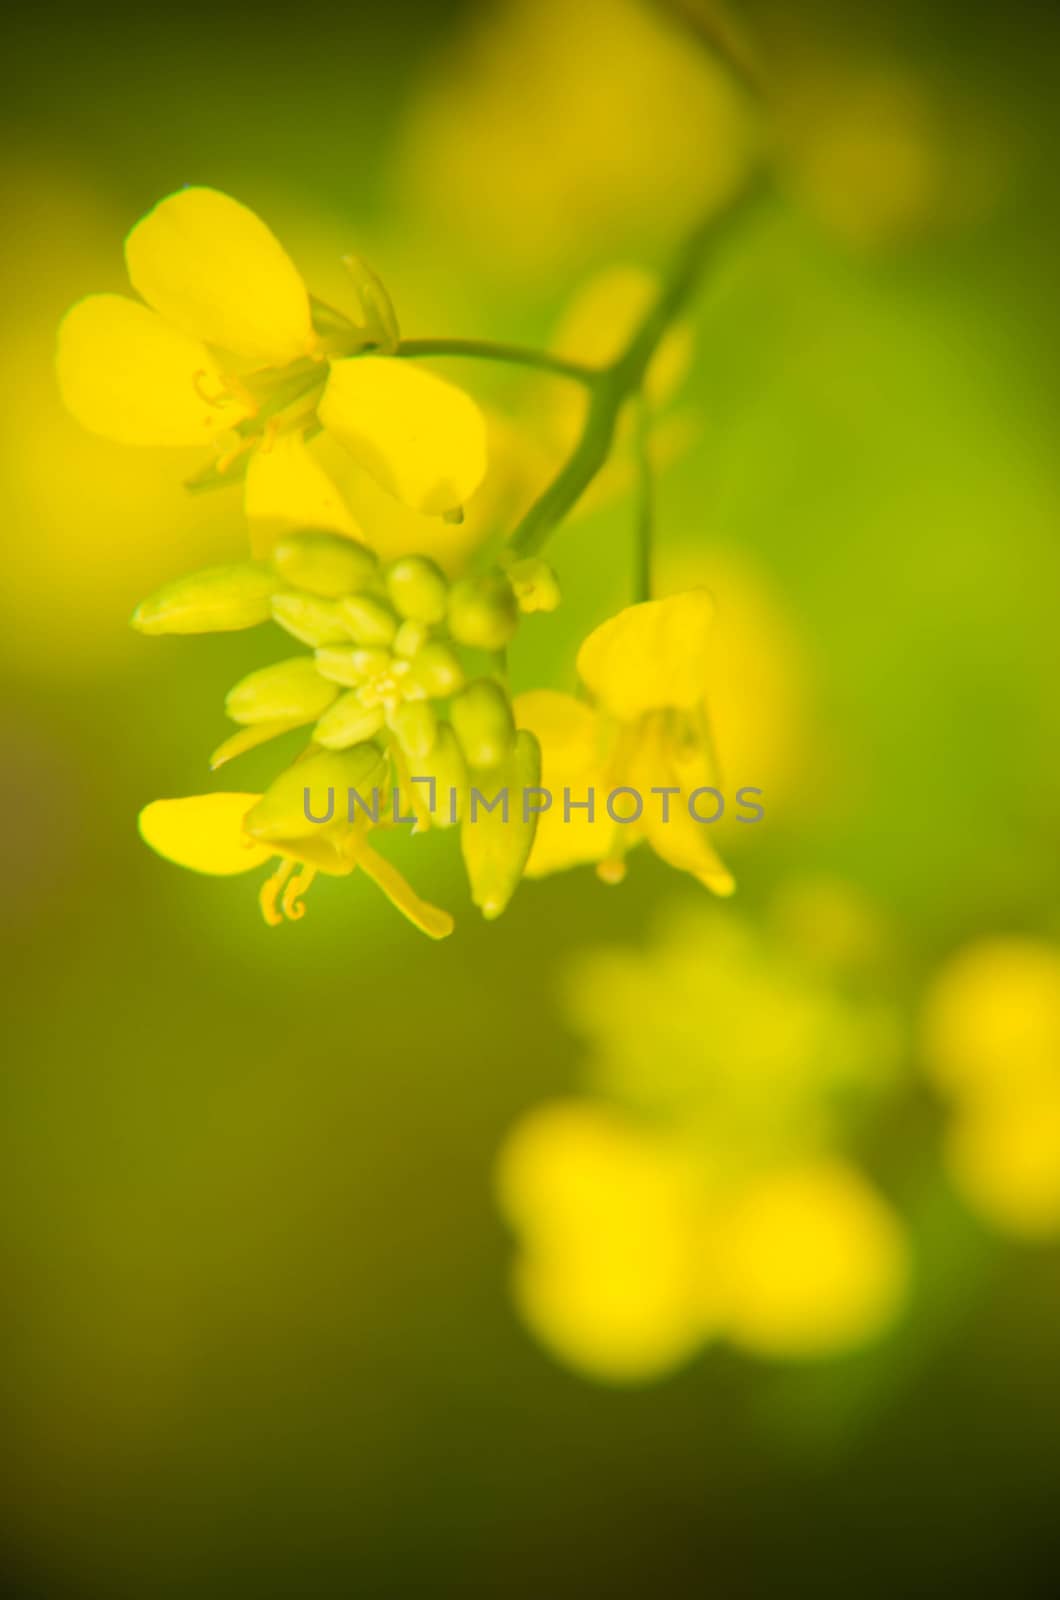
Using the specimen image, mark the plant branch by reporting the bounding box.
[631,393,655,603]
[505,173,769,558]
[395,337,597,385]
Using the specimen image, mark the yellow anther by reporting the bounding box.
[192,369,231,410]
[281,863,317,921]
[259,859,295,927]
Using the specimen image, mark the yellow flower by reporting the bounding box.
[515,590,734,893]
[922,937,1060,1236]
[497,1100,909,1383]
[56,187,487,547]
[137,787,453,940]
[564,899,901,1149]
[496,1100,709,1384]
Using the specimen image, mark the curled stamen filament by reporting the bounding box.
[281,864,317,921]
[259,859,295,927]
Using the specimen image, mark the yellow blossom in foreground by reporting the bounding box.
[56,186,487,546]
[138,787,453,939]
[922,937,1060,1236]
[515,590,734,894]
[497,1100,909,1383]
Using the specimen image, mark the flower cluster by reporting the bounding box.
[57,187,744,935]
[498,891,910,1381]
[921,936,1060,1238]
[134,533,554,933]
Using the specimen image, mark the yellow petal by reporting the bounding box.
[125,187,313,364]
[577,589,714,720]
[944,1093,1060,1239]
[921,937,1060,1102]
[718,1162,909,1359]
[244,431,362,555]
[513,691,613,876]
[56,294,250,446]
[625,715,735,896]
[320,357,487,515]
[138,794,271,875]
[497,1100,705,1384]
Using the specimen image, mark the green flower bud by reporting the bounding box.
[270,530,377,597]
[406,641,465,699]
[461,730,542,920]
[450,678,515,770]
[315,646,391,687]
[411,725,468,828]
[385,555,448,624]
[387,700,438,760]
[245,745,386,843]
[393,619,430,659]
[313,693,387,750]
[342,253,401,353]
[225,656,338,725]
[447,574,518,651]
[132,563,276,635]
[504,556,562,614]
[271,591,351,647]
[340,593,400,647]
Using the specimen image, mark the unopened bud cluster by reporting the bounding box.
[132,530,561,920]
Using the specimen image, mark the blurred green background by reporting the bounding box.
[4,0,1060,1594]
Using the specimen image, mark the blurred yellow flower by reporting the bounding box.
[922,937,1060,1236]
[498,1100,909,1383]
[496,892,909,1382]
[565,898,900,1149]
[56,187,488,545]
[515,590,735,894]
[396,0,753,280]
[497,1101,706,1383]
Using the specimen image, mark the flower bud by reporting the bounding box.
[245,745,386,843]
[313,693,386,750]
[226,657,338,725]
[385,555,448,624]
[411,725,468,828]
[271,530,377,597]
[271,591,351,647]
[447,574,519,651]
[461,730,542,919]
[340,593,400,647]
[132,563,276,635]
[393,620,430,659]
[406,641,464,699]
[504,556,562,614]
[387,701,438,760]
[342,253,401,353]
[315,646,391,687]
[450,678,515,770]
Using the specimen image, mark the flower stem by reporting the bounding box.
[395,337,597,385]
[505,173,769,559]
[632,392,655,603]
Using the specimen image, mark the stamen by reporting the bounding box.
[258,859,295,927]
[192,369,231,410]
[281,864,317,922]
[354,840,454,939]
[596,858,628,886]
